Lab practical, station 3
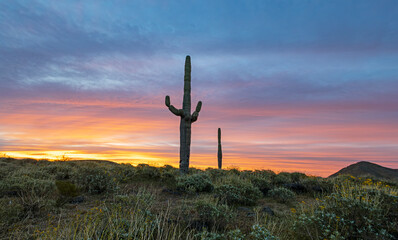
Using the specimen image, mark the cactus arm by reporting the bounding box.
[165,95,184,117]
[191,101,202,123]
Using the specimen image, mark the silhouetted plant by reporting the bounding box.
[218,128,222,169]
[165,56,202,174]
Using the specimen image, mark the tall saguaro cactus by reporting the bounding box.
[165,56,202,174]
[218,128,222,169]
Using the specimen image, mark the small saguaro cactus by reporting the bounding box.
[165,56,202,174]
[218,128,222,169]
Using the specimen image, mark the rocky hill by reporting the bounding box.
[329,161,398,181]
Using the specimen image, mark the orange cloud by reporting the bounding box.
[1,96,398,177]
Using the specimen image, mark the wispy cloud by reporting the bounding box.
[1,0,398,176]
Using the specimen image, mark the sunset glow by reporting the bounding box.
[1,1,398,177]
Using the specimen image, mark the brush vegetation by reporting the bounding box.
[0,157,397,239]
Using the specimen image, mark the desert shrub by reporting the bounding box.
[74,167,115,194]
[226,168,241,176]
[115,189,155,209]
[36,159,51,165]
[215,180,262,206]
[197,224,278,240]
[162,164,176,171]
[283,183,307,194]
[301,178,334,194]
[159,165,178,185]
[0,198,24,225]
[17,158,38,165]
[240,170,254,178]
[177,174,214,193]
[371,190,398,237]
[196,229,244,240]
[254,170,276,181]
[248,224,280,240]
[206,168,228,181]
[0,176,55,197]
[0,177,55,222]
[11,167,53,180]
[272,172,291,185]
[290,172,307,183]
[41,164,76,180]
[37,198,193,240]
[292,185,396,239]
[0,161,19,180]
[268,187,295,203]
[250,177,272,196]
[195,200,234,230]
[110,164,136,183]
[55,180,79,197]
[188,167,204,175]
[160,171,177,185]
[332,174,362,185]
[135,164,161,180]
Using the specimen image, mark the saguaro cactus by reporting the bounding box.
[218,128,222,169]
[165,56,202,174]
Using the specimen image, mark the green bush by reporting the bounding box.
[272,173,291,185]
[41,164,76,180]
[195,200,234,230]
[11,167,53,180]
[110,164,136,183]
[135,164,161,180]
[177,174,214,193]
[159,165,178,185]
[115,189,155,209]
[0,176,55,197]
[290,172,307,183]
[205,168,228,181]
[248,224,280,240]
[227,168,241,176]
[268,187,295,203]
[250,177,272,196]
[215,181,262,206]
[292,187,396,239]
[0,198,24,225]
[197,224,278,240]
[160,171,177,185]
[55,180,79,197]
[301,178,334,194]
[0,162,18,180]
[254,170,276,181]
[74,167,115,194]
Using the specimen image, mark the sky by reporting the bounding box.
[1,0,398,176]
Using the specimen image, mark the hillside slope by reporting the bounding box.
[329,161,398,180]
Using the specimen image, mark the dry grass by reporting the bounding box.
[1,157,397,240]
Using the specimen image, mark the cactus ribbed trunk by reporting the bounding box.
[165,56,202,174]
[179,118,191,173]
[218,128,222,169]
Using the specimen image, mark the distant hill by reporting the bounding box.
[329,161,398,181]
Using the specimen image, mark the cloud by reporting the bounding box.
[1,0,398,175]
